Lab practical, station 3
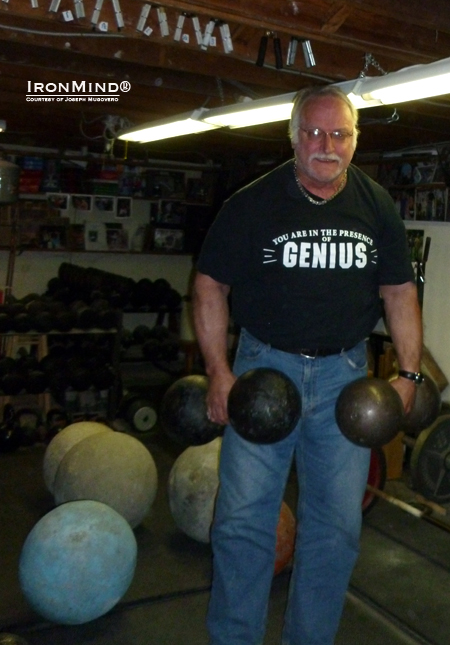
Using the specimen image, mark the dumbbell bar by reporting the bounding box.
[366,485,450,533]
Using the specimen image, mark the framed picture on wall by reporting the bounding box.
[94,196,116,212]
[116,197,131,219]
[105,223,129,251]
[72,194,92,212]
[47,193,69,211]
[84,222,107,251]
[153,227,184,252]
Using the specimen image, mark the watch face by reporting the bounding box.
[416,373,425,384]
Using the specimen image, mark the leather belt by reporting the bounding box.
[271,345,348,358]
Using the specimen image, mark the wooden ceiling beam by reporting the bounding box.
[132,0,450,60]
[321,4,353,35]
[0,16,442,106]
[1,2,449,73]
[346,0,450,31]
[5,0,450,32]
[0,18,324,94]
[0,43,231,102]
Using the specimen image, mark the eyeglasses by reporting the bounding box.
[300,128,354,142]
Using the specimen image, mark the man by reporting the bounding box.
[193,85,422,645]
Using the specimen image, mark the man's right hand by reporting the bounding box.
[206,370,237,426]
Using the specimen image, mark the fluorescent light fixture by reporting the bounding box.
[117,108,219,143]
[337,56,450,107]
[117,56,450,143]
[203,92,296,129]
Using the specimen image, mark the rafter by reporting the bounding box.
[1,0,450,161]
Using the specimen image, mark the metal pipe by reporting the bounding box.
[366,484,450,532]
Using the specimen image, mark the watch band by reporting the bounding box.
[398,370,424,384]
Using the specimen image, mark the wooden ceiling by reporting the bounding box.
[1,0,450,167]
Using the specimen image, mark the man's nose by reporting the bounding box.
[321,132,336,152]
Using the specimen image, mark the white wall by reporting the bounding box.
[405,221,450,403]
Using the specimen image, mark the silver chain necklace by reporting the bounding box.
[293,164,347,206]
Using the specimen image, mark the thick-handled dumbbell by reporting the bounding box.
[160,368,301,447]
[335,374,442,448]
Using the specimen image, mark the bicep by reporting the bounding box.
[379,281,417,306]
[194,271,230,301]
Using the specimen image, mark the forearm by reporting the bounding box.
[380,281,423,372]
[380,281,423,413]
[193,271,236,424]
[193,271,232,377]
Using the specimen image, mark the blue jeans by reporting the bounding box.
[207,329,371,645]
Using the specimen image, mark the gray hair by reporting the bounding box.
[289,85,359,144]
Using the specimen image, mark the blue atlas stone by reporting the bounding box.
[19,499,137,625]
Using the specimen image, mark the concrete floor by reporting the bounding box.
[1,426,450,645]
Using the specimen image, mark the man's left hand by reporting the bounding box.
[389,376,417,415]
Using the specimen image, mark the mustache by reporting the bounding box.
[309,153,342,163]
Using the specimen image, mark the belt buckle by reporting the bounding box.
[300,348,318,359]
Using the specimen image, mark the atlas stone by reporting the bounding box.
[53,431,158,528]
[43,421,112,494]
[19,500,137,625]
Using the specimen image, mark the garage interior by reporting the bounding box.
[1,2,450,644]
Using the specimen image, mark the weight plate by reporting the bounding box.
[362,448,387,515]
[410,414,450,502]
[128,401,158,432]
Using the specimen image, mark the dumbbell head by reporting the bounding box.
[227,368,302,444]
[160,375,223,446]
[336,376,405,448]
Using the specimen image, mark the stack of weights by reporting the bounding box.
[0,263,182,400]
[39,336,116,398]
[55,263,182,313]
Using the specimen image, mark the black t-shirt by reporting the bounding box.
[197,159,415,348]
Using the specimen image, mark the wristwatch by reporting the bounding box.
[398,370,424,384]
